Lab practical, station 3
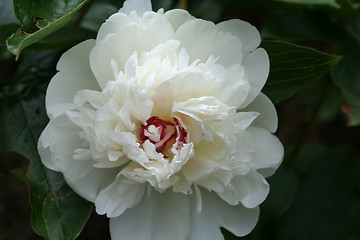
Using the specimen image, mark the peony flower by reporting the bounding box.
[38,0,284,239]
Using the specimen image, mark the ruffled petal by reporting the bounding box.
[110,190,191,240]
[217,170,269,208]
[216,19,261,55]
[38,115,118,201]
[119,0,152,16]
[155,71,219,104]
[90,29,159,88]
[98,11,175,43]
[188,189,259,239]
[240,48,270,107]
[243,92,278,133]
[247,127,284,177]
[182,136,227,182]
[46,40,100,119]
[164,9,194,31]
[175,19,243,67]
[95,177,146,217]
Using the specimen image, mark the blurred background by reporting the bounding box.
[1,0,360,239]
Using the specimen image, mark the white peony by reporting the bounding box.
[38,0,284,239]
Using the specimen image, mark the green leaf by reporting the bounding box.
[0,51,92,240]
[0,24,19,45]
[275,0,339,7]
[6,0,90,58]
[261,41,340,103]
[261,11,357,46]
[331,49,360,125]
[32,25,96,50]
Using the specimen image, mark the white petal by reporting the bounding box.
[240,48,270,107]
[216,19,261,54]
[217,170,269,208]
[243,92,278,133]
[218,64,250,108]
[173,96,233,122]
[233,111,259,131]
[188,189,259,239]
[96,13,132,42]
[46,40,99,118]
[164,9,194,31]
[123,82,153,123]
[182,138,226,182]
[98,11,174,44]
[90,28,159,88]
[197,168,233,193]
[248,127,284,177]
[73,89,102,109]
[110,190,191,240]
[38,115,118,201]
[175,19,243,67]
[156,70,219,103]
[119,0,152,16]
[105,131,149,165]
[95,178,146,217]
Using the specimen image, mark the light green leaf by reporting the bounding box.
[0,51,92,240]
[261,41,340,103]
[331,49,360,126]
[6,0,90,58]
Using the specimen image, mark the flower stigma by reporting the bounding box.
[140,116,188,157]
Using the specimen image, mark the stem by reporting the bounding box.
[179,0,187,10]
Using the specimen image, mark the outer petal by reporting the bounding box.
[182,135,227,182]
[217,170,270,208]
[164,9,194,31]
[175,19,243,67]
[188,189,259,239]
[216,19,261,55]
[90,12,175,88]
[243,92,278,133]
[97,11,175,42]
[95,178,146,217]
[38,115,118,201]
[46,40,100,119]
[119,0,152,16]
[240,48,270,107]
[110,190,191,240]
[248,127,284,177]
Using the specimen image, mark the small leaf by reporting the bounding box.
[0,51,93,240]
[331,49,360,126]
[261,41,340,103]
[6,0,90,58]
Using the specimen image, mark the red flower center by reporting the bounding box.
[140,116,187,155]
